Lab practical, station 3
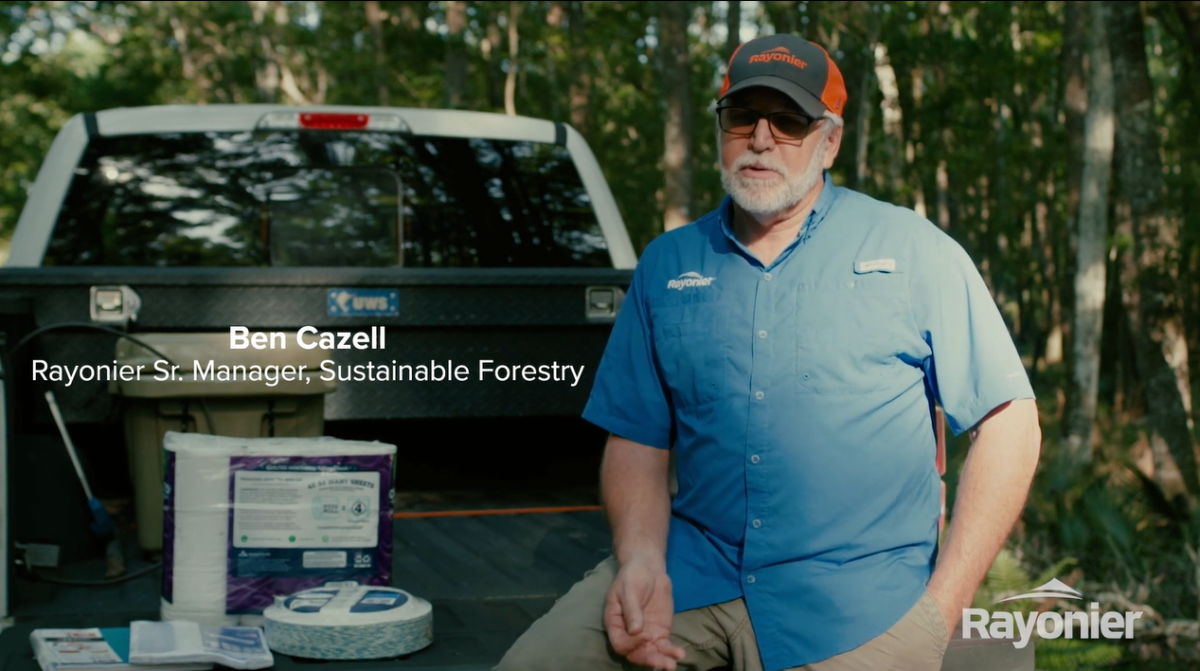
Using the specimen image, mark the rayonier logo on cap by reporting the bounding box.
[749,46,808,68]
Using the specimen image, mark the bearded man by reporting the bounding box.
[493,33,1041,671]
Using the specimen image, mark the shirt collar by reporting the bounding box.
[718,170,839,267]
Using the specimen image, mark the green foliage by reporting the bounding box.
[1037,637,1126,671]
[970,549,1127,669]
[941,390,1200,668]
[973,547,1043,611]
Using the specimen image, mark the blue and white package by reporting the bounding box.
[262,581,433,659]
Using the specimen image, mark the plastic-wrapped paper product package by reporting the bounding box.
[263,582,432,659]
[128,621,273,670]
[159,432,396,625]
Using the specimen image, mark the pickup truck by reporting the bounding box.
[0,104,1029,671]
[0,103,634,669]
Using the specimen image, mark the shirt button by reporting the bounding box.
[747,575,756,584]
[758,330,768,339]
[754,391,764,400]
[750,455,760,464]
[764,273,773,281]
[752,519,762,528]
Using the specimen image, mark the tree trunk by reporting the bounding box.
[1173,2,1200,70]
[482,21,504,110]
[566,1,591,135]
[767,0,796,34]
[1117,201,1186,501]
[935,157,949,229]
[365,1,388,106]
[854,11,882,193]
[659,0,694,232]
[1106,0,1200,502]
[1064,1,1115,465]
[1036,193,1062,373]
[725,0,741,62]
[445,0,468,109]
[1059,0,1088,441]
[505,1,520,115]
[873,42,904,198]
[249,1,279,103]
[804,1,820,44]
[167,8,204,100]
[546,3,563,121]
[908,66,926,219]
[855,65,875,190]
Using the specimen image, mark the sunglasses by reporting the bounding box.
[716,106,820,142]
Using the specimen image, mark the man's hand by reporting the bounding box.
[604,559,687,670]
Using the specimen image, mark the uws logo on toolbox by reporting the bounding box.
[963,578,1144,649]
[667,272,715,290]
[328,288,399,316]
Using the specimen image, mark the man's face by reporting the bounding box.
[718,87,839,218]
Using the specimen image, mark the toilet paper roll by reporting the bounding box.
[161,432,395,624]
[262,582,432,659]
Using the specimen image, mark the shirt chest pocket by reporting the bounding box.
[794,272,909,395]
[651,303,730,408]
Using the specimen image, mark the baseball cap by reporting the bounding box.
[718,34,847,119]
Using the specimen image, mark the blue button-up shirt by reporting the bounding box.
[582,171,1036,671]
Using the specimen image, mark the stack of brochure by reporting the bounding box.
[31,622,274,671]
[29,628,210,671]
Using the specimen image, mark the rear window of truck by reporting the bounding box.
[43,130,612,268]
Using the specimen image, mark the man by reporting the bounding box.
[493,33,1041,671]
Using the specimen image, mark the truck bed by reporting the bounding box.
[1,495,1036,671]
[2,505,613,671]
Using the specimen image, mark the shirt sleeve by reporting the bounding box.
[910,232,1036,436]
[581,259,674,449]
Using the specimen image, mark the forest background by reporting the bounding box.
[2,1,1200,667]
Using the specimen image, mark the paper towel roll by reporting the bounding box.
[161,432,395,625]
[160,598,239,626]
[262,582,432,659]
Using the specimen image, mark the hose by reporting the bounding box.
[7,323,198,586]
[17,559,162,586]
[11,321,216,434]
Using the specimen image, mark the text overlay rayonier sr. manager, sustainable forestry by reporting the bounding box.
[29,326,587,388]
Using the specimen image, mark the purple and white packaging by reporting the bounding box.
[160,431,395,625]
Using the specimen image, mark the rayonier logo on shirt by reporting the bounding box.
[667,272,716,290]
[961,578,1145,649]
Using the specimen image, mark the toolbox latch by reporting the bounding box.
[90,285,142,326]
[585,286,625,321]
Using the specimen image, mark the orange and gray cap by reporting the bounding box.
[719,34,848,119]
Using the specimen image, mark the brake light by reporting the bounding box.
[255,111,409,132]
[300,113,368,129]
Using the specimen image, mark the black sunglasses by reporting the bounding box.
[716,106,820,142]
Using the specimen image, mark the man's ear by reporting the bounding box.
[821,124,843,169]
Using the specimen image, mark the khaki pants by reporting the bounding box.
[494,555,948,671]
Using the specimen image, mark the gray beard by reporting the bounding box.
[720,138,827,218]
